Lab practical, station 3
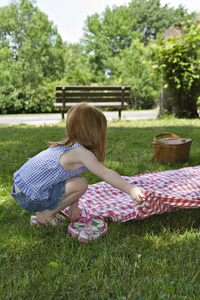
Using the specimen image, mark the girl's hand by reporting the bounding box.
[130,186,146,205]
[68,205,80,220]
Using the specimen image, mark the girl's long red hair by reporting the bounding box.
[47,103,107,162]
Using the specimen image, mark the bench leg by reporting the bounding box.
[61,109,65,120]
[118,108,121,119]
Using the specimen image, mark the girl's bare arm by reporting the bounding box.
[76,147,146,204]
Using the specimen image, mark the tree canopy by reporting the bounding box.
[0,0,199,116]
[0,0,67,113]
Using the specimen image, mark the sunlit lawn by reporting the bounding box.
[0,117,200,299]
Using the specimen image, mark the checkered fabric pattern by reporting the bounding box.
[62,166,200,222]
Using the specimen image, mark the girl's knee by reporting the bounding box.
[71,176,88,194]
[65,176,88,196]
[78,176,88,194]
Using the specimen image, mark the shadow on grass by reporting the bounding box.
[1,122,200,185]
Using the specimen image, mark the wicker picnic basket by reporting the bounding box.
[152,132,192,163]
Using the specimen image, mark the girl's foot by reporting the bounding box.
[33,212,65,226]
[35,212,48,225]
[30,215,64,226]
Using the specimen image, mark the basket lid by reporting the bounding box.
[152,138,192,145]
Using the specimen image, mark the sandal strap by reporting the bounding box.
[48,216,62,225]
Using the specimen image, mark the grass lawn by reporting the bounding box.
[0,117,200,299]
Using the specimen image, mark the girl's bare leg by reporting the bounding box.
[36,176,88,225]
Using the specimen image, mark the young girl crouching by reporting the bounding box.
[11,103,145,225]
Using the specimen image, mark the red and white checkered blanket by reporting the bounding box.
[62,166,200,222]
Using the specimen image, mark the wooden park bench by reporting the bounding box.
[54,86,131,119]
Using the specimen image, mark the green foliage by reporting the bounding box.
[82,12,112,83]
[63,43,93,85]
[128,0,188,43]
[107,39,161,108]
[0,0,66,114]
[82,0,192,106]
[0,0,198,113]
[158,21,200,92]
[156,19,200,118]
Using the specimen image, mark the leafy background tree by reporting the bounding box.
[156,20,200,118]
[128,0,188,43]
[82,0,188,80]
[0,0,66,113]
[0,0,198,116]
[63,43,93,85]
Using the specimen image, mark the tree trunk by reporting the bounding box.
[159,80,199,118]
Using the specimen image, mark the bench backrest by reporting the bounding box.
[55,86,131,107]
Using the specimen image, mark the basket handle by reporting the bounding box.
[154,132,181,149]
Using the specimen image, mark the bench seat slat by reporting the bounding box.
[54,102,129,107]
[55,97,130,103]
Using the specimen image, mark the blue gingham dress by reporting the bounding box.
[13,144,87,200]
